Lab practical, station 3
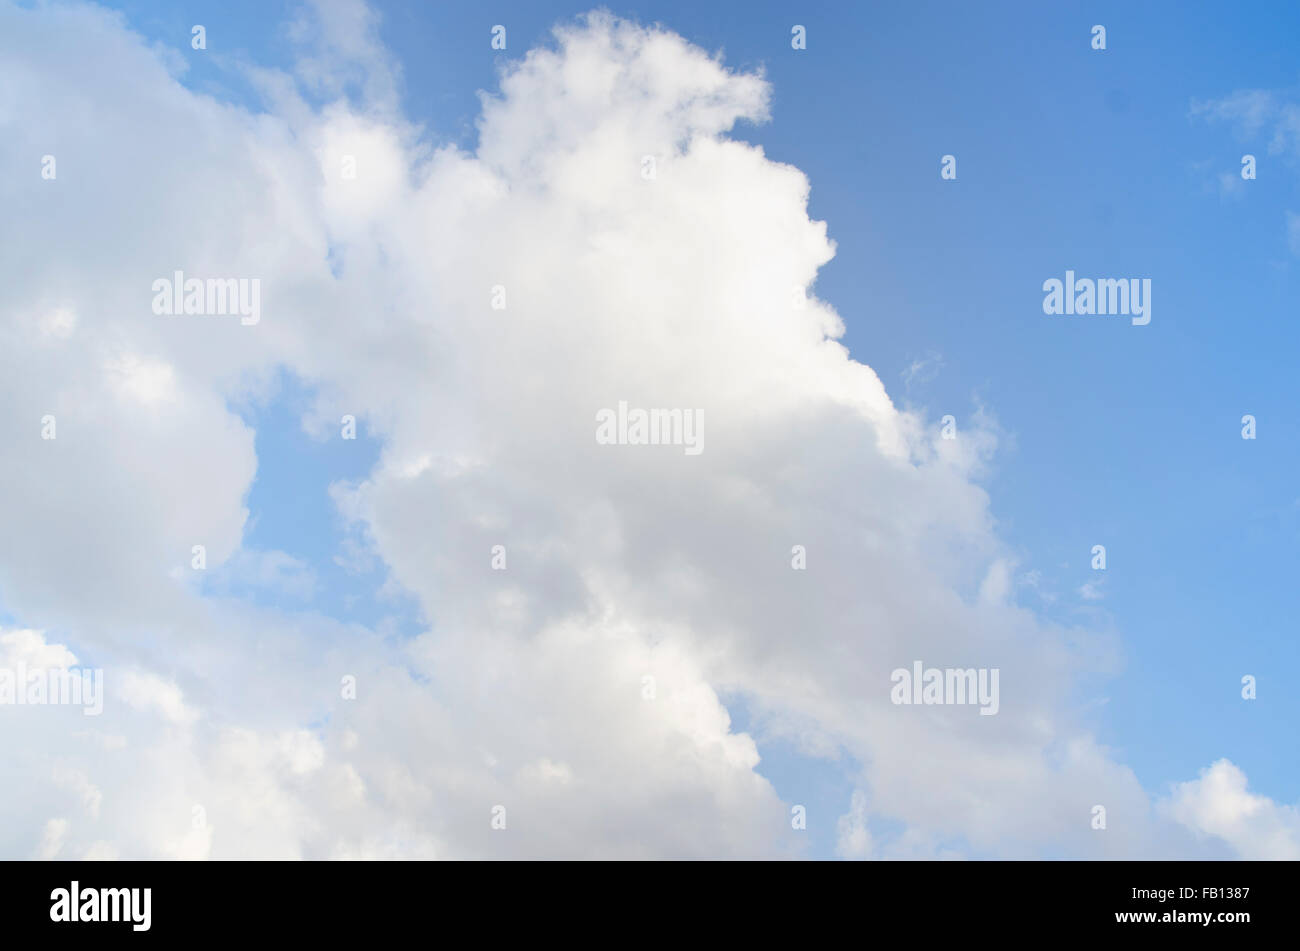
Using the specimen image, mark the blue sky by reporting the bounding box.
[6,0,1296,859]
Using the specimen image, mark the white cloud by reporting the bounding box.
[1194,88,1300,252]
[117,670,197,726]
[1163,760,1300,860]
[52,767,103,819]
[0,0,1282,860]
[835,790,873,859]
[35,818,69,860]
[211,549,319,601]
[0,628,78,669]
[1190,90,1278,138]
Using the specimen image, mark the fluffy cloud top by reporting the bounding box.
[1164,760,1300,860]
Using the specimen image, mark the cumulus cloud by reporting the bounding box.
[1162,760,1300,860]
[0,0,1284,859]
[1,628,79,669]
